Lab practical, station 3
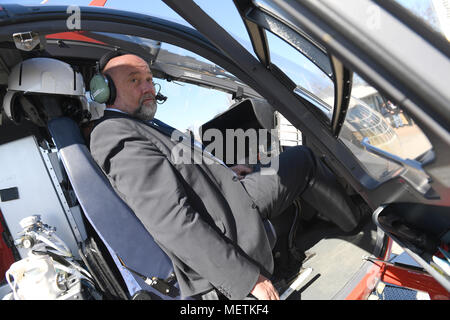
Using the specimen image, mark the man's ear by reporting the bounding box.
[89,74,111,104]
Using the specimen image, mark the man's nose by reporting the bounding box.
[142,81,156,96]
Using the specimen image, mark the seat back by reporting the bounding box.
[47,117,181,299]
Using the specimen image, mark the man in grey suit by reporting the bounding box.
[90,54,359,300]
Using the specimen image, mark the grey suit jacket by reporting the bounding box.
[90,110,273,299]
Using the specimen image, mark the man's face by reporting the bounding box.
[104,54,157,121]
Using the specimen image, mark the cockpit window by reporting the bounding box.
[154,43,233,134]
[44,28,257,135]
[103,0,259,59]
[339,73,433,183]
[265,30,335,121]
[82,35,240,135]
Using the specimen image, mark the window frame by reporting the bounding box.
[232,1,354,136]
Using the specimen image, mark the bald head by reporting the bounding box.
[103,54,148,77]
[102,54,157,120]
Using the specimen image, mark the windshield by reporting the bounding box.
[151,43,235,133]
[88,32,252,94]
[15,0,259,53]
[340,74,432,183]
[76,33,240,133]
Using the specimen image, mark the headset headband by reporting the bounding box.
[98,50,127,72]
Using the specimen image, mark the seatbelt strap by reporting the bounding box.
[117,256,179,298]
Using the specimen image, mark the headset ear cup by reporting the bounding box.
[105,74,116,106]
[89,74,110,104]
[93,49,126,105]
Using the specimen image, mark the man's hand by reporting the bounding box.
[230,164,253,180]
[250,274,280,300]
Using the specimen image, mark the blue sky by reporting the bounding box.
[9,0,252,40]
[7,0,438,132]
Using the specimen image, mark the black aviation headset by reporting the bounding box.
[89,50,167,105]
